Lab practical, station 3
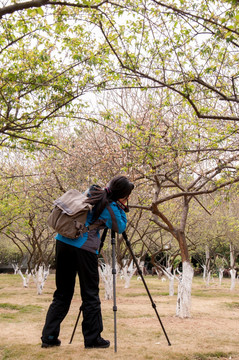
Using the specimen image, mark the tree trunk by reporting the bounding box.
[230,269,236,291]
[169,275,175,297]
[202,245,211,285]
[152,202,193,317]
[17,268,31,288]
[218,268,224,286]
[230,243,236,291]
[175,229,194,317]
[121,259,138,289]
[12,263,20,275]
[31,264,50,295]
[202,265,206,280]
[206,271,211,287]
[98,262,113,300]
[161,266,175,296]
[176,261,194,318]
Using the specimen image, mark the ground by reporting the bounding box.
[0,274,238,360]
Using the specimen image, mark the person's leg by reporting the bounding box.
[76,249,109,348]
[41,241,76,346]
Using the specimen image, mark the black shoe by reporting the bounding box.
[41,338,61,348]
[85,336,110,349]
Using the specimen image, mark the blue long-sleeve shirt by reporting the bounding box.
[56,201,127,254]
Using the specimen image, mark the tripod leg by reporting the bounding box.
[122,232,171,346]
[69,305,82,344]
[111,230,117,353]
[98,228,108,255]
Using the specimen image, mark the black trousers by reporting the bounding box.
[41,241,103,346]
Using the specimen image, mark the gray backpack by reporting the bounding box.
[47,189,99,239]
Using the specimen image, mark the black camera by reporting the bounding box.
[116,200,129,213]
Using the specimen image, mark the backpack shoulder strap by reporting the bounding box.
[106,204,119,233]
[82,204,118,234]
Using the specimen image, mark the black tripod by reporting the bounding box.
[122,231,171,346]
[69,229,171,349]
[111,230,118,352]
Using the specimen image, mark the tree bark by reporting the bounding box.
[98,262,113,300]
[230,269,236,291]
[230,243,236,291]
[176,261,194,318]
[218,268,224,286]
[177,229,189,263]
[31,264,50,295]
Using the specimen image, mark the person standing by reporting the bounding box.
[41,175,134,349]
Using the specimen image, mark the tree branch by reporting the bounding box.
[155,175,239,205]
[152,0,239,36]
[0,0,108,18]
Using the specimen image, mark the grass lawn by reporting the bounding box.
[0,273,238,360]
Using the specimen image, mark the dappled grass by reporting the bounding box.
[192,288,239,298]
[123,291,170,297]
[0,303,42,311]
[193,352,233,360]
[224,301,239,309]
[0,274,239,360]
[0,303,42,322]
